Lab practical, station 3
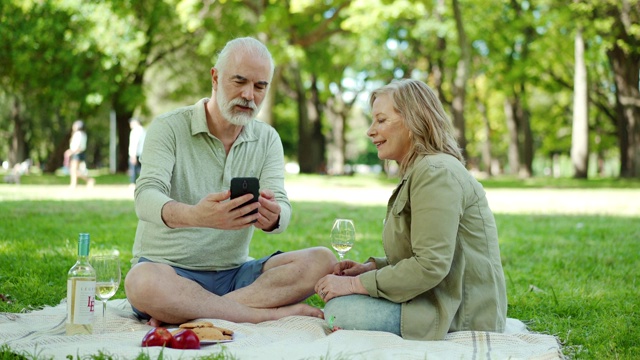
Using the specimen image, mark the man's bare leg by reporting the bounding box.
[124,247,336,326]
[224,247,336,308]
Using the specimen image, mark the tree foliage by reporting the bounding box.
[1,0,638,178]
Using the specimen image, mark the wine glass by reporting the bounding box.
[330,219,355,260]
[91,255,121,333]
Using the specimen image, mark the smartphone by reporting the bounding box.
[230,177,260,217]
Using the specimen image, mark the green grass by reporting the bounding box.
[477,176,640,189]
[10,170,640,188]
[1,174,639,359]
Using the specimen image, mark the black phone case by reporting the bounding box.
[230,177,260,216]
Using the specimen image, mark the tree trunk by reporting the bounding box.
[476,96,492,176]
[8,96,27,167]
[571,27,589,178]
[608,43,640,178]
[451,0,469,159]
[295,68,325,173]
[111,70,144,173]
[431,0,447,106]
[326,96,345,175]
[504,98,520,175]
[505,85,533,178]
[112,94,136,173]
[308,75,326,173]
[514,83,533,178]
[519,107,533,178]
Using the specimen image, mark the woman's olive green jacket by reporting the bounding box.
[359,154,507,340]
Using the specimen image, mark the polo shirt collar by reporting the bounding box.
[191,98,258,143]
[191,98,211,136]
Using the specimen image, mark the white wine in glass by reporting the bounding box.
[331,219,355,260]
[91,255,121,333]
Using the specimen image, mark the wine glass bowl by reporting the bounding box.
[91,255,121,332]
[330,219,355,260]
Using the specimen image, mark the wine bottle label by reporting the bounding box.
[66,278,96,324]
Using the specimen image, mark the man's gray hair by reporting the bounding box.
[214,37,275,79]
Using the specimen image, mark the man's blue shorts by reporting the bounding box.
[131,251,282,320]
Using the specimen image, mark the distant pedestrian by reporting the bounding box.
[65,120,95,188]
[128,118,146,187]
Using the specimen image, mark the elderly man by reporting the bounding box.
[124,37,336,327]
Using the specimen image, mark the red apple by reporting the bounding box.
[171,329,201,350]
[141,327,173,347]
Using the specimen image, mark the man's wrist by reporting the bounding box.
[263,215,280,232]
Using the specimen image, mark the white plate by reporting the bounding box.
[168,328,236,345]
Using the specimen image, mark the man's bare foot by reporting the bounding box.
[147,317,163,327]
[273,303,324,320]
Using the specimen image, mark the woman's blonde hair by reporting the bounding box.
[369,79,464,175]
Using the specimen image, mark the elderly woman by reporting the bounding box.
[315,79,507,340]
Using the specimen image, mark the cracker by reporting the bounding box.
[214,326,234,336]
[179,321,214,329]
[193,327,232,341]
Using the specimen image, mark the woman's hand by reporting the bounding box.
[315,274,367,302]
[333,259,376,276]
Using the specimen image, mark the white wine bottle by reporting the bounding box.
[66,233,96,335]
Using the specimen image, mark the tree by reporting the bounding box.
[2,0,635,180]
[572,0,640,177]
[571,25,589,178]
[283,0,354,173]
[0,0,110,171]
[90,0,211,172]
[451,0,471,159]
[604,1,640,177]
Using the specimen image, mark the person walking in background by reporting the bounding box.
[316,79,507,340]
[128,117,145,188]
[65,120,95,188]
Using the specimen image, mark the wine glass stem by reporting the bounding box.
[96,300,106,334]
[338,254,344,261]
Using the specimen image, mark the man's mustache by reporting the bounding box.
[229,98,257,111]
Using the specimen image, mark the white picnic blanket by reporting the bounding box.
[1,299,564,359]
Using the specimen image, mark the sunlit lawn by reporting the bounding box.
[1,173,639,359]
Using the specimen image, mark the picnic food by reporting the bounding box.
[179,321,214,329]
[171,329,201,349]
[141,327,173,347]
[178,320,234,341]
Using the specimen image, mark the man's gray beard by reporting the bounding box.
[217,90,260,126]
[225,110,253,126]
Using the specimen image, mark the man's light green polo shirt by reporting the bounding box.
[132,98,291,271]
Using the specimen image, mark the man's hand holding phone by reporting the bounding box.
[230,177,281,231]
[162,178,280,230]
[164,189,260,230]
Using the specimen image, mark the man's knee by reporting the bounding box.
[311,246,337,263]
[124,264,145,303]
[303,247,337,273]
[124,262,167,303]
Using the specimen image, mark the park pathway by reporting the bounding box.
[1,183,638,216]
